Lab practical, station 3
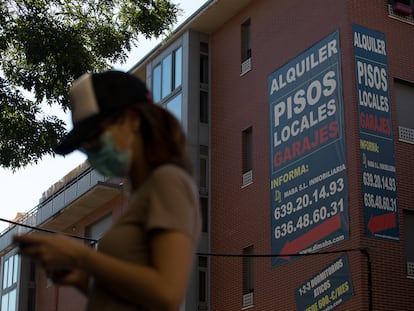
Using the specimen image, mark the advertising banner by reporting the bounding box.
[353,24,399,240]
[295,255,353,311]
[268,31,349,267]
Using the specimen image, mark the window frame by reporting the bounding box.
[241,18,252,62]
[197,256,209,309]
[242,245,254,295]
[394,79,414,144]
[242,126,253,174]
[403,209,414,278]
[1,253,19,311]
[151,46,183,104]
[387,0,414,24]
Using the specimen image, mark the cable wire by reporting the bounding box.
[0,217,98,243]
[1,217,373,309]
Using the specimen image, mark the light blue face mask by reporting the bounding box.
[86,131,132,177]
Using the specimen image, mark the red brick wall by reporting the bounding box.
[210,0,414,310]
[350,1,414,311]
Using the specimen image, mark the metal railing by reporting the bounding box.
[0,167,107,254]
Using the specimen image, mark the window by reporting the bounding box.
[161,54,172,99]
[394,79,414,143]
[200,51,209,85]
[198,256,208,310]
[200,197,209,233]
[243,246,254,294]
[152,47,183,103]
[200,41,209,54]
[27,262,36,311]
[388,1,414,24]
[174,47,182,89]
[242,246,254,308]
[199,145,209,191]
[404,210,414,277]
[1,253,19,311]
[200,42,209,124]
[152,65,162,103]
[242,127,253,186]
[200,90,209,124]
[389,0,414,7]
[241,19,252,75]
[242,127,253,173]
[241,19,251,62]
[85,213,112,247]
[166,93,182,121]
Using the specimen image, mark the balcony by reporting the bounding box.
[0,167,123,255]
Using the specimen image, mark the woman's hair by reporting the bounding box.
[126,103,193,175]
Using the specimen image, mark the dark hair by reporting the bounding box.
[126,104,193,176]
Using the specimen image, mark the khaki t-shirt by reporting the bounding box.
[86,165,201,311]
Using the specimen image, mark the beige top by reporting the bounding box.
[86,165,201,311]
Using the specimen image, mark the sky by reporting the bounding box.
[0,0,207,232]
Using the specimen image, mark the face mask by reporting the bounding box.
[86,131,132,177]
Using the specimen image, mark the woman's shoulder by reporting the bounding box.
[151,164,193,183]
[142,164,195,195]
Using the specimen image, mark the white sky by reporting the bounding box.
[0,0,207,232]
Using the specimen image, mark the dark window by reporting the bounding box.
[404,210,414,277]
[390,0,412,5]
[198,256,208,305]
[199,145,209,190]
[242,127,253,173]
[200,54,209,85]
[200,90,209,124]
[388,0,414,17]
[200,42,209,124]
[394,79,414,143]
[241,19,251,62]
[243,245,254,294]
[200,197,208,233]
[200,41,209,54]
[394,79,414,130]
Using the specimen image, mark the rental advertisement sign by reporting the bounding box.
[353,24,399,240]
[268,30,349,267]
[295,255,353,311]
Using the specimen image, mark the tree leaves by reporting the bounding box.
[0,0,179,169]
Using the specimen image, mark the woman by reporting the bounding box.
[14,70,201,311]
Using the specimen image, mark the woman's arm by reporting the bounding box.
[14,234,91,294]
[81,230,193,311]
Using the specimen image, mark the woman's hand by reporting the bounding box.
[14,233,89,270]
[46,268,90,293]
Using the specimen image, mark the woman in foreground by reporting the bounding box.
[15,70,201,311]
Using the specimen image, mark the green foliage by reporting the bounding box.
[0,0,179,169]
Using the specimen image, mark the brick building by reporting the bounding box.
[195,1,414,310]
[1,0,414,310]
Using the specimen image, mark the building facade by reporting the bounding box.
[1,0,414,310]
[195,0,413,310]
